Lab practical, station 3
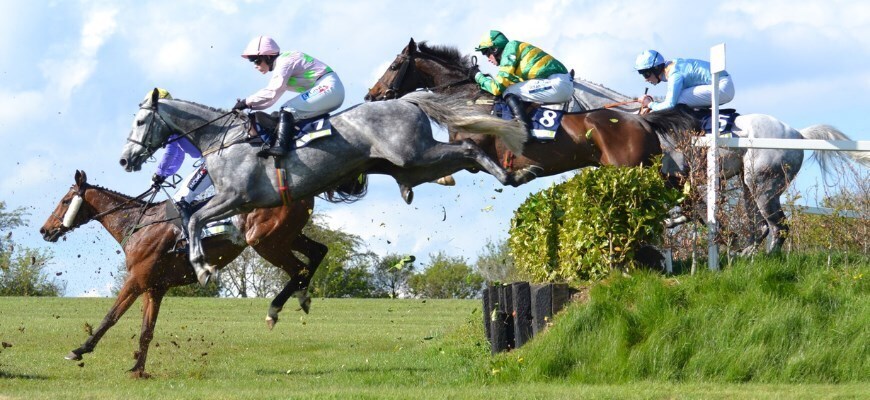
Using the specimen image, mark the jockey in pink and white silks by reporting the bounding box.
[634,49,735,112]
[232,35,345,158]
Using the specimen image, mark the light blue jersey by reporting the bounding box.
[650,58,730,111]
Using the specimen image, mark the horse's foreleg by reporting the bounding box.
[67,278,142,361]
[458,141,517,186]
[129,288,166,379]
[511,165,545,185]
[187,196,249,286]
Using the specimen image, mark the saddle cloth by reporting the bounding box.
[252,112,333,149]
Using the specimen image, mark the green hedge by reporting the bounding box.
[509,160,681,282]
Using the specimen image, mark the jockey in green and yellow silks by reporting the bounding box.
[473,30,572,102]
[473,30,573,137]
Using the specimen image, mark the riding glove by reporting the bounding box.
[232,99,249,111]
[467,65,480,80]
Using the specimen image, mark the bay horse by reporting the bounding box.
[366,39,662,186]
[39,170,326,378]
[119,90,526,285]
[366,39,870,254]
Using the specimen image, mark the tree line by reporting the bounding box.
[0,201,516,298]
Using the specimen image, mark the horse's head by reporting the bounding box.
[119,88,173,172]
[366,39,480,103]
[40,170,92,242]
[366,38,425,101]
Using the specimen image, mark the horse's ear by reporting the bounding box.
[405,38,416,54]
[151,88,159,109]
[75,170,87,186]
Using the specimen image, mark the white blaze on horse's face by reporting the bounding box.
[62,195,83,228]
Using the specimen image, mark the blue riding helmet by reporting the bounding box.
[634,50,666,71]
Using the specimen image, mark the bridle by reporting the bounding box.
[373,48,478,100]
[126,100,235,160]
[49,183,157,234]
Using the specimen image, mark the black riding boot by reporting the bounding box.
[259,110,295,158]
[172,199,193,253]
[504,94,533,138]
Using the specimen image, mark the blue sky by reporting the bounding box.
[1,0,868,296]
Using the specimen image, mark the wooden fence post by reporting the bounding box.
[530,283,553,336]
[511,282,532,348]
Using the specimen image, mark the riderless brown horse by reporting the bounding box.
[39,170,326,378]
[366,39,662,185]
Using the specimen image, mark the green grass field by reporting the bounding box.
[1,253,868,399]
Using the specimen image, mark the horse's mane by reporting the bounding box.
[642,108,699,140]
[417,42,474,69]
[85,183,157,206]
[167,98,227,113]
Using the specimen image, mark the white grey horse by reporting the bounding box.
[646,108,870,254]
[120,89,526,285]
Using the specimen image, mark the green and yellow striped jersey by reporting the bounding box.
[475,40,568,96]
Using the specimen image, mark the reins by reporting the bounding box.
[128,100,236,158]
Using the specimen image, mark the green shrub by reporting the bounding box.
[509,159,681,282]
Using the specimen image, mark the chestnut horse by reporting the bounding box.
[39,170,326,378]
[366,39,662,185]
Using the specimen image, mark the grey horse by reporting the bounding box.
[647,108,870,254]
[119,89,525,285]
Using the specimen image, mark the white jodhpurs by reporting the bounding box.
[172,164,212,203]
[281,72,345,119]
[503,73,574,104]
[678,74,735,107]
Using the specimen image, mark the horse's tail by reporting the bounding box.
[400,91,526,155]
[320,173,369,204]
[798,124,870,174]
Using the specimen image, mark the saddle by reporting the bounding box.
[163,199,236,244]
[491,98,565,141]
[249,111,333,149]
[675,105,740,136]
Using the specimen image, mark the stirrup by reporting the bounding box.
[169,239,189,254]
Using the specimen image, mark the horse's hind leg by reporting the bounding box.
[739,179,769,256]
[386,140,516,198]
[66,277,142,362]
[744,166,791,254]
[258,234,328,329]
[129,287,167,379]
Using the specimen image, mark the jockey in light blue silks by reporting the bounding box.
[634,49,735,112]
[149,89,213,248]
[231,35,346,158]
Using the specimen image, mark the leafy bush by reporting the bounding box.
[509,159,681,282]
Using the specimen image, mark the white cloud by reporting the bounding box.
[713,1,870,48]
[43,5,118,101]
[0,90,45,132]
[0,158,53,193]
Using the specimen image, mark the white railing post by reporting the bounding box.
[707,44,726,271]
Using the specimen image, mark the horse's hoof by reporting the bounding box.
[266,316,277,330]
[299,296,311,314]
[195,269,211,287]
[65,351,82,361]
[434,175,455,186]
[129,369,151,379]
[401,187,414,205]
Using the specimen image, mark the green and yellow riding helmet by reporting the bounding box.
[474,30,509,56]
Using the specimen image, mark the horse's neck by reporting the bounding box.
[84,188,157,244]
[163,102,245,151]
[571,79,637,111]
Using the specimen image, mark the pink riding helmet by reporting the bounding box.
[241,36,280,58]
